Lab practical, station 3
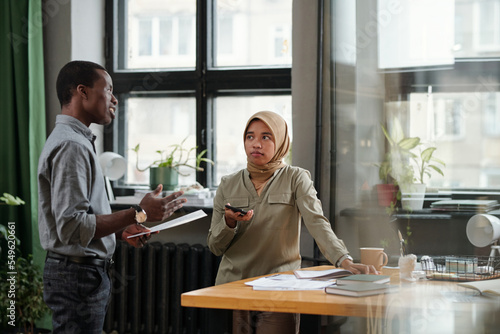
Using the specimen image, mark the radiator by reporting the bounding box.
[103,241,222,334]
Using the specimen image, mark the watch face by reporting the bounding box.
[135,210,147,223]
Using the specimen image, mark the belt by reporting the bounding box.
[46,251,114,270]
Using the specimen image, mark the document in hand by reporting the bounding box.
[127,210,207,238]
[325,282,394,297]
[458,278,500,296]
[293,268,352,280]
[336,274,390,285]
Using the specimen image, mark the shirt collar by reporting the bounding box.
[55,114,96,144]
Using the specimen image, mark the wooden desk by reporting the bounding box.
[182,266,500,333]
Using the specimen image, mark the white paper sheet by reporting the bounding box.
[127,209,207,238]
[245,274,336,291]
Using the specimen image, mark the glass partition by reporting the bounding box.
[330,0,500,259]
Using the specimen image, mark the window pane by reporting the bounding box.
[407,91,500,189]
[454,0,500,57]
[122,95,197,188]
[122,0,196,69]
[214,0,292,67]
[138,19,153,56]
[214,95,292,185]
[159,19,173,55]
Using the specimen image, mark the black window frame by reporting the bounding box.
[104,0,292,190]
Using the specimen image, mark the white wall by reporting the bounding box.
[71,0,107,151]
[42,0,72,135]
[70,0,105,64]
[43,0,106,146]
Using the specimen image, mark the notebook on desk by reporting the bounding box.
[325,282,394,297]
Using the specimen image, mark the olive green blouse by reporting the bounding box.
[207,165,350,285]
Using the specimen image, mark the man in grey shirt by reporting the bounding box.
[38,60,186,333]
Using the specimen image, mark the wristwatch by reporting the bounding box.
[132,205,147,224]
[336,254,353,267]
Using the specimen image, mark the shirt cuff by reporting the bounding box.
[336,254,353,267]
[223,222,238,233]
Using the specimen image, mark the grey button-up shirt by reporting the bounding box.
[38,115,115,259]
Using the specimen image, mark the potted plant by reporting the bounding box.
[375,120,420,209]
[381,118,445,211]
[397,144,445,211]
[132,137,214,190]
[375,153,399,208]
[0,193,49,334]
[410,146,445,185]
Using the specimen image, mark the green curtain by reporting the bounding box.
[0,0,46,266]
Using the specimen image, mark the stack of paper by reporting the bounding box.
[293,268,352,280]
[245,275,336,291]
[430,200,499,213]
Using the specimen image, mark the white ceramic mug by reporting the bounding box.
[360,247,388,271]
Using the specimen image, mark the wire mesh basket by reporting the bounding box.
[421,255,500,281]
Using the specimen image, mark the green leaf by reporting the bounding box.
[428,164,444,177]
[420,147,436,162]
[0,193,25,205]
[431,156,446,166]
[381,124,395,147]
[392,117,406,143]
[398,137,420,150]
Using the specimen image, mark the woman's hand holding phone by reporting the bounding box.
[224,203,253,228]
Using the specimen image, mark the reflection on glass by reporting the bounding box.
[454,0,500,58]
[124,95,197,187]
[124,0,196,69]
[332,0,500,215]
[409,92,500,189]
[215,95,292,185]
[214,0,292,67]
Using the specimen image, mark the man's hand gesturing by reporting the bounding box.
[139,184,187,223]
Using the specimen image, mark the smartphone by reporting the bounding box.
[225,204,248,215]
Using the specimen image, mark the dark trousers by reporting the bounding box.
[233,310,300,334]
[43,258,111,334]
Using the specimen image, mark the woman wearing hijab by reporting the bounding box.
[207,111,377,333]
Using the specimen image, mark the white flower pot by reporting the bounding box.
[400,183,426,211]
